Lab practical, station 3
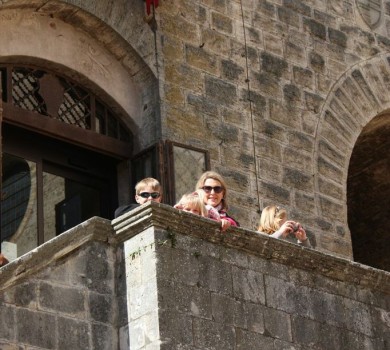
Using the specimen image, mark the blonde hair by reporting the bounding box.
[195,171,229,210]
[258,205,287,234]
[135,177,161,195]
[176,192,208,217]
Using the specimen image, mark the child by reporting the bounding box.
[258,205,311,247]
[174,192,208,217]
[134,177,162,205]
[115,177,162,218]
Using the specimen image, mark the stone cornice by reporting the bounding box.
[0,217,114,292]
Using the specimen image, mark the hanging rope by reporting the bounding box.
[239,0,262,215]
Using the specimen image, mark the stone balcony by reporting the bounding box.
[0,202,389,349]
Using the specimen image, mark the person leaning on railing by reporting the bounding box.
[195,171,239,231]
[258,205,311,247]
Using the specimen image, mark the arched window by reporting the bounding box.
[0,64,133,259]
[347,113,390,272]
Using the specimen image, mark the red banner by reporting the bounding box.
[145,0,159,15]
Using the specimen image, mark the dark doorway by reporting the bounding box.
[1,123,119,257]
[347,114,390,272]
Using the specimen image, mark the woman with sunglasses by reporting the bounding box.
[196,171,239,231]
[258,205,311,247]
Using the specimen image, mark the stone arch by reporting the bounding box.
[0,0,159,149]
[315,53,390,263]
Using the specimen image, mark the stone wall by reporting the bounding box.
[1,0,389,261]
[114,202,390,350]
[0,217,126,350]
[0,203,389,349]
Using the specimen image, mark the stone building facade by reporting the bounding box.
[0,0,389,268]
[0,2,389,346]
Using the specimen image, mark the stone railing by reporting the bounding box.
[0,202,389,349]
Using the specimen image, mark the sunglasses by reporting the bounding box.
[201,186,223,194]
[139,192,160,199]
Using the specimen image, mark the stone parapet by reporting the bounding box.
[0,203,388,349]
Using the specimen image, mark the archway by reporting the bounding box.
[0,3,159,259]
[347,113,390,271]
[314,53,390,266]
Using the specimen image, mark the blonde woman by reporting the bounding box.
[258,205,311,247]
[196,171,239,230]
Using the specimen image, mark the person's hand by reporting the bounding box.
[294,223,308,242]
[220,219,231,231]
[278,220,296,237]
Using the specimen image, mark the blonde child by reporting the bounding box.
[174,192,208,217]
[258,205,311,247]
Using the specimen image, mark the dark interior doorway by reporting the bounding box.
[1,123,119,257]
[347,114,390,272]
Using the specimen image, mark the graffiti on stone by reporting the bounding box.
[356,0,383,28]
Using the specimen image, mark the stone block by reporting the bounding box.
[205,76,237,106]
[221,59,245,81]
[309,51,325,73]
[185,44,218,74]
[159,309,193,346]
[0,304,14,340]
[283,0,311,16]
[317,156,343,182]
[263,307,292,341]
[212,11,233,34]
[303,18,326,40]
[198,256,233,295]
[319,196,344,221]
[92,323,117,350]
[89,292,115,324]
[236,328,274,350]
[259,158,283,182]
[294,192,316,214]
[329,27,348,47]
[278,6,300,28]
[269,99,301,128]
[57,316,90,349]
[253,72,283,98]
[232,266,265,304]
[13,282,37,308]
[157,244,201,286]
[261,52,289,79]
[318,178,343,200]
[39,282,85,317]
[283,147,312,170]
[259,181,291,205]
[193,318,235,349]
[283,167,314,191]
[201,28,231,56]
[293,66,314,89]
[343,298,374,337]
[16,309,56,349]
[161,14,198,43]
[158,279,212,319]
[264,32,284,56]
[285,41,306,65]
[187,93,219,116]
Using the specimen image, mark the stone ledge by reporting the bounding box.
[0,216,114,292]
[113,202,390,294]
